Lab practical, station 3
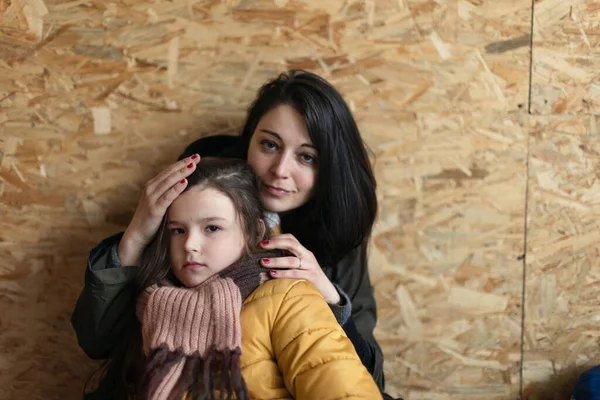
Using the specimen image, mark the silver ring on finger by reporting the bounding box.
[297,257,303,269]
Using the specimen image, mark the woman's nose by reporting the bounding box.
[270,153,292,178]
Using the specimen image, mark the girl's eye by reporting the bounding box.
[206,225,221,233]
[300,153,317,164]
[260,139,278,151]
[170,228,184,235]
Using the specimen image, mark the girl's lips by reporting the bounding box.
[184,262,205,269]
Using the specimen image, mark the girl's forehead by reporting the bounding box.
[169,187,237,222]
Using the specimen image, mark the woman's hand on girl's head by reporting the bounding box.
[259,234,341,305]
[118,154,201,266]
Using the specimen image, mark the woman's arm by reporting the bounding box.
[71,233,138,359]
[335,247,385,390]
[272,280,381,400]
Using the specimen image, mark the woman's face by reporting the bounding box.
[247,104,318,213]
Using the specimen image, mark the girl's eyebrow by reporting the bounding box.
[259,129,316,150]
[168,217,226,225]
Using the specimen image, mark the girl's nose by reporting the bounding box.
[183,232,201,253]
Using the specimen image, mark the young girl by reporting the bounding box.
[127,158,380,399]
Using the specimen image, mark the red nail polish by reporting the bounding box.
[187,163,193,168]
[262,258,270,264]
[261,240,269,246]
[191,154,199,159]
[270,270,276,275]
[180,179,186,184]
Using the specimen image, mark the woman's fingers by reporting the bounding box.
[268,268,306,279]
[148,155,200,204]
[150,154,200,188]
[260,237,304,257]
[260,256,302,269]
[259,233,339,304]
[152,177,188,216]
[267,233,295,241]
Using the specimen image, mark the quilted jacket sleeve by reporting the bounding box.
[271,280,382,400]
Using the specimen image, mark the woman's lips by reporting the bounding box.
[262,183,291,197]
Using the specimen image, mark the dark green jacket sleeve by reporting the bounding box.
[71,232,138,360]
[334,248,385,390]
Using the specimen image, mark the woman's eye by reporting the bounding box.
[170,228,184,235]
[206,225,221,233]
[300,153,317,164]
[260,140,278,151]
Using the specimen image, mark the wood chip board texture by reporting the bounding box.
[531,0,600,114]
[523,116,600,389]
[3,0,598,399]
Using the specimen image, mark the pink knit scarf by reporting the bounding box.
[136,252,273,400]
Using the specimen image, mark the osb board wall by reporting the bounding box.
[522,116,600,385]
[360,1,532,396]
[522,0,600,394]
[0,1,598,400]
[371,110,528,399]
[530,0,600,114]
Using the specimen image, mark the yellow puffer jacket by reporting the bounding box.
[231,278,380,399]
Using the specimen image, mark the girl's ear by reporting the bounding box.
[257,219,267,241]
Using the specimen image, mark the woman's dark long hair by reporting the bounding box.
[239,70,378,275]
[86,158,266,399]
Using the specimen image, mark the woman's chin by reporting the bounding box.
[261,198,287,213]
[261,195,304,213]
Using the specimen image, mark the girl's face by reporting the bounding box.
[168,187,246,288]
[247,104,318,213]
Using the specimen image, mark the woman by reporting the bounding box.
[72,70,386,394]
